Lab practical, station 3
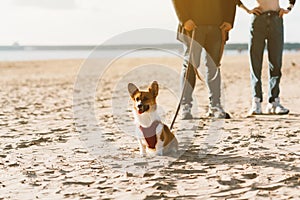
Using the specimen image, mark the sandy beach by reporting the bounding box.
[0,53,299,199]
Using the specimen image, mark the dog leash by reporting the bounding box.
[170,28,196,130]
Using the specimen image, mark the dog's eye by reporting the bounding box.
[136,97,140,101]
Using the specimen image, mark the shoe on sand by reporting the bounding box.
[266,98,289,115]
[181,104,193,120]
[249,97,262,115]
[207,104,231,119]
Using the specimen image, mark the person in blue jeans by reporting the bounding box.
[237,0,296,115]
[172,0,237,119]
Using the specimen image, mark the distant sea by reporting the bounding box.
[0,43,299,61]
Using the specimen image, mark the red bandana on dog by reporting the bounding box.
[139,120,160,149]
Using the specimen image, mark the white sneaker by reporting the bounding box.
[181,104,193,119]
[266,98,289,115]
[249,97,262,115]
[207,104,231,119]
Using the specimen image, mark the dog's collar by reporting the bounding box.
[139,120,161,149]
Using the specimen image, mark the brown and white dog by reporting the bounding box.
[128,81,178,156]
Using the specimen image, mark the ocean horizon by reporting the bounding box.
[0,43,299,61]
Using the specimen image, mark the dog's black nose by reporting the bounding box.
[138,104,143,109]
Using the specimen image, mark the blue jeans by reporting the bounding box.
[181,25,222,107]
[249,11,284,103]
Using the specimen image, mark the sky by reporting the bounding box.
[0,0,299,45]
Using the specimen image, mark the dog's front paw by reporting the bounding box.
[140,151,146,157]
[156,150,164,156]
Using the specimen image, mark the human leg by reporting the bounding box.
[180,31,202,119]
[267,15,283,103]
[265,16,289,114]
[248,15,268,115]
[204,26,230,119]
[249,15,267,102]
[204,26,222,107]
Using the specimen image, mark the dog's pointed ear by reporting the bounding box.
[148,81,159,97]
[128,83,139,98]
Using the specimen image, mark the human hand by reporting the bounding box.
[248,7,262,15]
[279,8,290,17]
[219,22,232,32]
[184,19,196,31]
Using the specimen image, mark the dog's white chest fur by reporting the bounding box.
[134,109,163,138]
[134,110,164,155]
[134,108,161,127]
